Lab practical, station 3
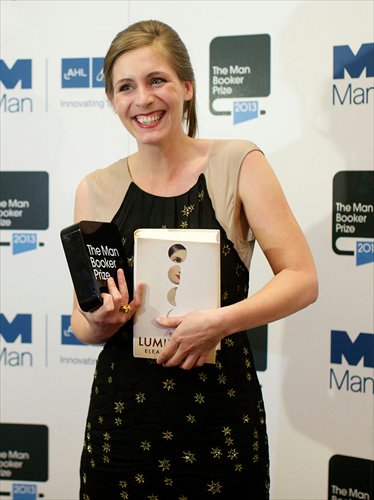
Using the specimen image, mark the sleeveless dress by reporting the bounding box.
[79,140,270,500]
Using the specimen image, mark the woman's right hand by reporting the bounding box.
[71,268,143,345]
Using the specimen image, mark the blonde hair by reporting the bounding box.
[104,20,197,138]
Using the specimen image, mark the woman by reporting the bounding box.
[72,20,318,499]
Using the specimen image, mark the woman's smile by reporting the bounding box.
[134,111,165,127]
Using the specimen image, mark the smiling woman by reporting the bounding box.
[71,19,318,500]
[104,20,197,138]
[108,45,193,152]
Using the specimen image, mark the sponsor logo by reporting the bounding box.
[0,59,33,113]
[0,314,33,367]
[330,330,374,394]
[0,313,32,344]
[332,42,374,106]
[60,57,110,110]
[61,57,104,88]
[0,171,48,254]
[0,59,32,89]
[209,34,270,124]
[331,331,373,368]
[0,56,108,112]
[332,171,373,266]
[328,455,374,500]
[62,58,89,88]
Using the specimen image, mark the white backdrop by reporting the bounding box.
[0,1,373,499]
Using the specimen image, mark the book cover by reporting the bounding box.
[133,228,221,363]
[60,220,125,312]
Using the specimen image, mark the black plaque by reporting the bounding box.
[61,220,125,312]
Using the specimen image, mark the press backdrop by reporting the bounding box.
[0,1,373,499]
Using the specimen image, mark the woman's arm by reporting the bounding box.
[219,149,318,334]
[156,150,318,368]
[70,177,143,345]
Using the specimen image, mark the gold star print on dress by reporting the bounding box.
[162,378,176,391]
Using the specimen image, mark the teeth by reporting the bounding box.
[136,113,163,124]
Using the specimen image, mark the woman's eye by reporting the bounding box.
[119,83,131,92]
[151,77,166,85]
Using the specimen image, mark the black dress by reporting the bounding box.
[80,173,270,500]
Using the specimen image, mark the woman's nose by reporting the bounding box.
[135,85,153,107]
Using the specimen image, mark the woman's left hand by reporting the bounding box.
[156,309,225,370]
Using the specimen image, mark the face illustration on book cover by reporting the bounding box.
[167,244,187,316]
[168,244,187,263]
[168,264,181,285]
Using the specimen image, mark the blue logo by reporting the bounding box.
[92,57,105,88]
[12,233,38,254]
[333,43,374,79]
[61,58,104,88]
[0,313,32,343]
[61,315,85,345]
[0,59,32,89]
[12,484,37,500]
[331,330,374,368]
[356,241,374,266]
[62,58,89,88]
[233,100,259,124]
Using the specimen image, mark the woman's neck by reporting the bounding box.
[127,138,213,197]
[134,135,195,169]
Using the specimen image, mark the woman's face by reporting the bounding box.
[168,265,181,285]
[169,248,187,263]
[110,45,193,146]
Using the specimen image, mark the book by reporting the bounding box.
[60,220,125,312]
[133,228,221,363]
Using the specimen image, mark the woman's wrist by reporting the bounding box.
[215,306,233,340]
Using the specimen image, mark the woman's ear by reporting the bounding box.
[184,80,193,101]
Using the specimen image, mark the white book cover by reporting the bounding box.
[133,228,221,363]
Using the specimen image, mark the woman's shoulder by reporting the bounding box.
[81,158,131,221]
[85,157,129,186]
[210,138,261,156]
[206,139,262,174]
